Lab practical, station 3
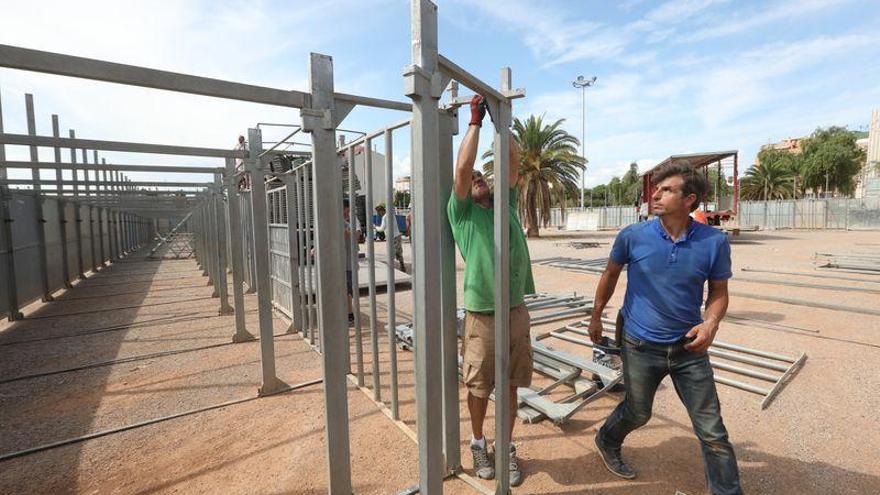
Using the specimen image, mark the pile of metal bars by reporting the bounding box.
[539,319,808,410]
[815,251,880,274]
[532,256,612,274]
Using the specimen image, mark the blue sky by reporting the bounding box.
[1,0,879,188]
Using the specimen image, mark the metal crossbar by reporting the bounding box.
[148,211,194,259]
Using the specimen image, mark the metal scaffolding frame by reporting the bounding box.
[0,1,528,491]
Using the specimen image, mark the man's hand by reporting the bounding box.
[469,95,486,127]
[588,317,604,344]
[684,321,718,353]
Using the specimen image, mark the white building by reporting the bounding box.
[856,108,880,198]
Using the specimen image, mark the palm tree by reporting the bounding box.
[739,161,794,201]
[482,115,586,237]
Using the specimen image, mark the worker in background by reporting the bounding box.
[448,95,534,487]
[588,163,742,494]
[375,204,406,273]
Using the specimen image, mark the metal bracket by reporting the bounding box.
[402,64,440,99]
[300,108,333,132]
[333,101,355,127]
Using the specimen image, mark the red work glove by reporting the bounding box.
[469,95,487,127]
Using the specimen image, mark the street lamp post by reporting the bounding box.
[572,75,597,209]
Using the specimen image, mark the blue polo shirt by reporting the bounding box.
[611,218,732,344]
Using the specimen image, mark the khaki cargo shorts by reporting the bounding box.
[460,303,533,399]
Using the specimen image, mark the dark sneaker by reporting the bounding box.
[594,432,636,479]
[348,313,355,325]
[470,442,495,480]
[509,444,524,487]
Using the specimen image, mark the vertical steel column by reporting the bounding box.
[490,69,514,493]
[0,89,23,320]
[69,131,85,277]
[281,173,304,333]
[246,128,286,396]
[113,170,121,258]
[83,149,98,271]
[364,138,381,399]
[213,175,232,313]
[438,108,461,471]
[102,160,116,263]
[301,169,313,340]
[303,52,352,494]
[406,1,444,491]
[25,95,53,301]
[347,147,364,384]
[224,158,253,342]
[51,116,72,287]
[245,187,258,293]
[384,128,398,415]
[304,167,317,345]
[294,168,309,338]
[206,191,218,291]
[94,153,105,268]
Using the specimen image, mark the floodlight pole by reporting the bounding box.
[572,75,596,208]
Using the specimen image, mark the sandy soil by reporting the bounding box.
[1,228,879,494]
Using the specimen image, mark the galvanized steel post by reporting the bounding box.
[69,130,85,277]
[438,107,460,471]
[303,52,352,495]
[224,157,253,342]
[246,127,286,396]
[364,138,381,400]
[25,94,53,301]
[406,1,445,491]
[490,70,514,493]
[213,174,232,314]
[0,89,23,320]
[347,146,364,384]
[295,167,311,339]
[383,128,398,415]
[280,173,304,333]
[51,115,72,287]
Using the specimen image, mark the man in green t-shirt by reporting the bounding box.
[447,95,535,487]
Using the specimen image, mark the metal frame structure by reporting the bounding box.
[541,319,807,410]
[0,1,528,491]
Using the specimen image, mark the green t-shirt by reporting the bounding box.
[447,188,535,312]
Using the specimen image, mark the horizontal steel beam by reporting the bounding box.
[437,55,525,102]
[0,133,245,159]
[0,160,224,174]
[0,44,411,113]
[1,179,209,188]
[0,44,310,108]
[334,92,411,112]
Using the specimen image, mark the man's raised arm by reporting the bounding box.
[454,95,486,199]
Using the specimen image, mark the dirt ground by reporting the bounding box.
[1,228,879,494]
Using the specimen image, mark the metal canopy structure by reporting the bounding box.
[0,1,526,493]
[641,149,740,222]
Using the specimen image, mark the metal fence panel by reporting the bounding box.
[79,204,93,274]
[268,185,292,318]
[64,202,79,281]
[0,198,9,317]
[847,196,880,230]
[42,197,66,290]
[9,194,43,308]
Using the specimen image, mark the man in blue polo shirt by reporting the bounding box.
[588,163,743,494]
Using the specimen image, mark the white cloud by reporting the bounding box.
[680,0,856,43]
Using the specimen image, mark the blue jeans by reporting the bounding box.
[599,334,743,495]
